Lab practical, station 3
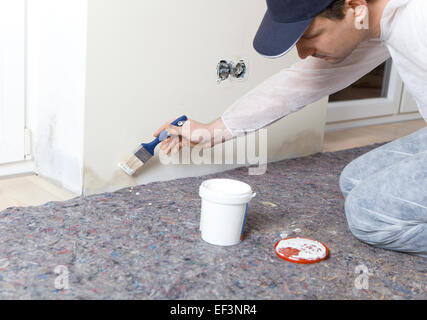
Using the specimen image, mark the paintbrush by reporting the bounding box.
[118,115,188,176]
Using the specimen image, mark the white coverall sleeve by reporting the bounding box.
[221,40,391,137]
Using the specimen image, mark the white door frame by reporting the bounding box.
[326,59,404,124]
[0,0,26,165]
[400,86,419,114]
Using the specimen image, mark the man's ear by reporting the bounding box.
[354,4,369,30]
[346,0,369,8]
[345,0,369,30]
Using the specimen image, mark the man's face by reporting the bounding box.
[296,8,366,64]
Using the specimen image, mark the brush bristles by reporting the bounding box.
[118,154,144,176]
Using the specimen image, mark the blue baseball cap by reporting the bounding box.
[254,0,335,58]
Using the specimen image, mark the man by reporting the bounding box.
[154,0,427,257]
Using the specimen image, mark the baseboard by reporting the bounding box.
[0,160,35,179]
[325,113,423,132]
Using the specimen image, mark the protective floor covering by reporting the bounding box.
[0,144,425,300]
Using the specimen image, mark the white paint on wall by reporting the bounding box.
[83,0,328,195]
[26,0,88,194]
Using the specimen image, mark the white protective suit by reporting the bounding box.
[221,0,427,138]
[223,0,427,257]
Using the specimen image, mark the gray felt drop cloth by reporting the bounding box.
[0,144,425,300]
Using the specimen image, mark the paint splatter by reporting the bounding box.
[261,201,277,208]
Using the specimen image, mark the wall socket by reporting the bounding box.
[217,59,247,84]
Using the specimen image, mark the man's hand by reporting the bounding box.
[153,117,233,155]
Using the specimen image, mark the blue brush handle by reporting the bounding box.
[143,115,188,156]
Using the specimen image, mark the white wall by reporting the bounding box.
[82,0,328,195]
[26,0,88,194]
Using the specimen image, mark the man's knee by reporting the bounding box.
[344,192,404,255]
[339,162,358,199]
[344,190,373,244]
[344,183,403,248]
[344,185,427,257]
[343,149,427,257]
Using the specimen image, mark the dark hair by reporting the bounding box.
[321,0,372,20]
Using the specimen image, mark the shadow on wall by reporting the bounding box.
[82,127,324,196]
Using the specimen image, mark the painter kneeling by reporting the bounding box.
[154,0,427,258]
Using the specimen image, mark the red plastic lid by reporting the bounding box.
[274,237,329,264]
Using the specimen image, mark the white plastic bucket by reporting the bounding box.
[199,179,256,246]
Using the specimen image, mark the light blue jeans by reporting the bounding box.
[340,126,427,258]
